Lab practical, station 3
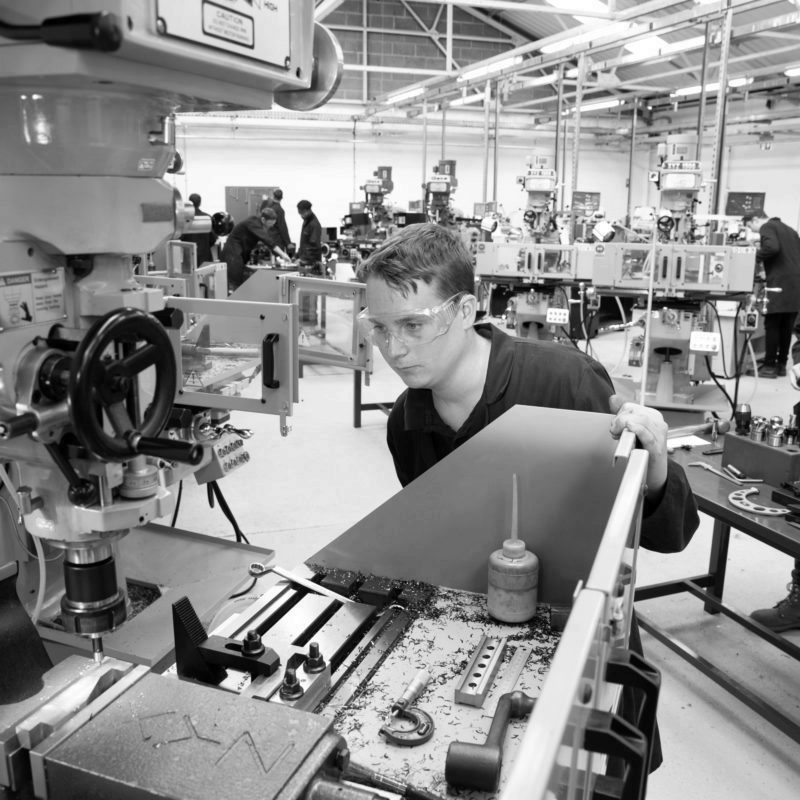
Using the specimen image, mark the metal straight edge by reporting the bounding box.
[320,607,412,717]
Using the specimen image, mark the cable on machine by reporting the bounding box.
[207,480,250,545]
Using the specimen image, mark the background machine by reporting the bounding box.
[2,4,661,800]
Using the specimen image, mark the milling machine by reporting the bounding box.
[475,154,593,341]
[338,166,395,263]
[424,160,458,227]
[587,133,758,408]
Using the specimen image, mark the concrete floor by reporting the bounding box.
[166,309,800,800]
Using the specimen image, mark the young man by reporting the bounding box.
[743,211,800,378]
[357,222,700,772]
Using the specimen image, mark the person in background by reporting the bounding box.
[181,193,217,264]
[756,348,800,631]
[356,222,700,774]
[260,188,292,254]
[296,199,323,273]
[743,211,800,378]
[221,207,288,291]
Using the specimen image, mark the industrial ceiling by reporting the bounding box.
[306,0,800,147]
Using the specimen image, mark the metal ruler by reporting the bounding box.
[482,642,533,718]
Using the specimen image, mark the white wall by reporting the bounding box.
[170,126,797,237]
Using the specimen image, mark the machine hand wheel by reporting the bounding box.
[68,308,190,462]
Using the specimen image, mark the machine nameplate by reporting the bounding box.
[0,269,65,329]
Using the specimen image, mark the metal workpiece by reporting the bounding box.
[455,635,507,707]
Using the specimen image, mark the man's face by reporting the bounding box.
[364,277,466,391]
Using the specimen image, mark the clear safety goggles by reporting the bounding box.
[356,293,465,347]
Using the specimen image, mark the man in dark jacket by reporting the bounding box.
[181,193,217,264]
[356,222,700,774]
[221,208,287,291]
[260,188,292,253]
[743,212,800,378]
[297,199,323,272]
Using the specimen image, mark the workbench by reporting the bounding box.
[634,445,800,743]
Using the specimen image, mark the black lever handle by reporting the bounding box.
[127,434,204,465]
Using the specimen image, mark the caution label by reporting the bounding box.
[0,269,66,329]
[203,3,254,47]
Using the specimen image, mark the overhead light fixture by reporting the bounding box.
[671,81,720,97]
[564,98,622,115]
[459,55,523,83]
[785,66,800,77]
[386,86,425,104]
[729,76,754,88]
[449,93,484,108]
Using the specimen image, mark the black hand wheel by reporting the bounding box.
[68,308,176,462]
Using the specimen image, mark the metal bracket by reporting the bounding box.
[454,635,507,707]
[727,487,789,516]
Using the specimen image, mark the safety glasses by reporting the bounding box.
[356,293,465,348]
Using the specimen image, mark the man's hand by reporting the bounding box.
[790,363,800,391]
[608,394,669,503]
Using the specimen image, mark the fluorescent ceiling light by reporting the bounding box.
[450,93,484,107]
[578,98,622,112]
[671,82,719,97]
[729,76,754,88]
[459,55,523,82]
[386,86,424,104]
[785,66,800,77]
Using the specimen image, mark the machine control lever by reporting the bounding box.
[124,432,204,465]
[445,690,536,791]
[0,412,38,440]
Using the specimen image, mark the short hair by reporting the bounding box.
[742,212,767,223]
[273,188,283,200]
[357,222,475,299]
[188,193,201,207]
[260,207,277,221]
[297,199,312,212]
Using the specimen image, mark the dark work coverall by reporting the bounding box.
[221,216,273,291]
[757,217,800,367]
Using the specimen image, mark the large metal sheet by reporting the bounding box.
[309,406,629,607]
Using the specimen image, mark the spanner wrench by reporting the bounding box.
[688,461,743,485]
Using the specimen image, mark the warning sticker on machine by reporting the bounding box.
[0,269,66,329]
[203,3,254,48]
